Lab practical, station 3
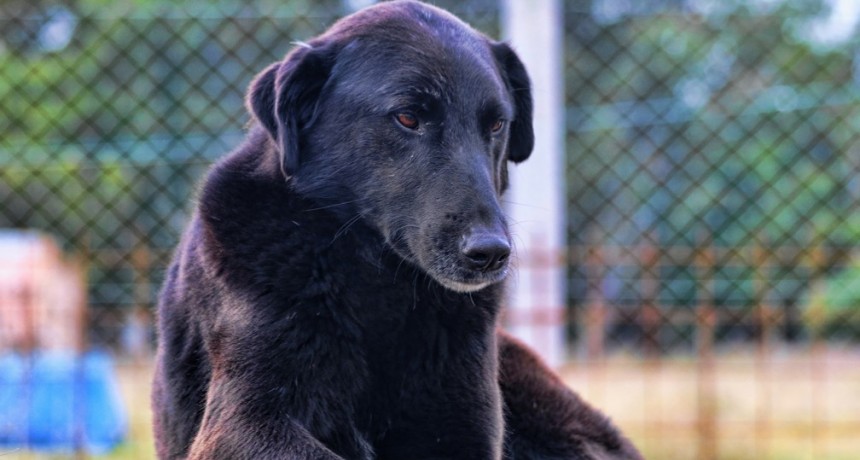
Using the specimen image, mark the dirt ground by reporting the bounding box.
[560,345,860,460]
[6,346,857,459]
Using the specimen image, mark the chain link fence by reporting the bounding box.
[565,0,860,354]
[561,1,860,458]
[1,0,859,458]
[0,0,498,351]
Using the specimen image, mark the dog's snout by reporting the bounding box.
[461,232,511,273]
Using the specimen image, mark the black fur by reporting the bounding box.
[152,2,642,459]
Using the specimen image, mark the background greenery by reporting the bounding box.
[564,0,860,344]
[1,0,858,346]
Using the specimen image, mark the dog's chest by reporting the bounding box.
[314,254,501,430]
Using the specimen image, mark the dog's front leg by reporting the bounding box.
[187,368,373,460]
[186,309,373,460]
[497,330,643,460]
[188,390,343,460]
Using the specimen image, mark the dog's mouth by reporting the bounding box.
[386,226,511,293]
[432,264,509,293]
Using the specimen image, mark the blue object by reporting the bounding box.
[0,350,127,454]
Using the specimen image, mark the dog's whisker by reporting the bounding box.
[412,271,420,310]
[499,199,551,211]
[331,213,363,244]
[304,198,363,212]
[291,40,313,50]
[393,254,409,282]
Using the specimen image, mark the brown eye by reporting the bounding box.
[396,112,419,130]
[490,119,505,134]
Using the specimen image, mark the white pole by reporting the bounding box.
[501,0,566,367]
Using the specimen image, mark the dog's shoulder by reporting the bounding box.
[200,128,297,225]
[177,129,340,292]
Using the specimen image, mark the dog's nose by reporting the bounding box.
[461,233,511,273]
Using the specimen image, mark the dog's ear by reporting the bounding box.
[247,44,335,177]
[492,43,534,163]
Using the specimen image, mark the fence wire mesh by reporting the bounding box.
[0,0,859,459]
[565,0,860,355]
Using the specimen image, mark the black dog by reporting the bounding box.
[152,1,642,459]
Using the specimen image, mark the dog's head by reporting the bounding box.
[247,0,533,293]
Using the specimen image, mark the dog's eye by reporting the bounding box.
[490,119,505,134]
[395,113,419,130]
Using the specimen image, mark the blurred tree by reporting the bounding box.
[0,0,346,346]
[0,0,502,348]
[565,0,860,344]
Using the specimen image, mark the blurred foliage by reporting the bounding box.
[0,0,349,346]
[0,0,499,348]
[564,0,860,343]
[808,262,860,340]
[567,0,860,247]
[0,0,857,347]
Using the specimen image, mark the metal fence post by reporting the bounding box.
[696,235,717,460]
[501,0,565,367]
